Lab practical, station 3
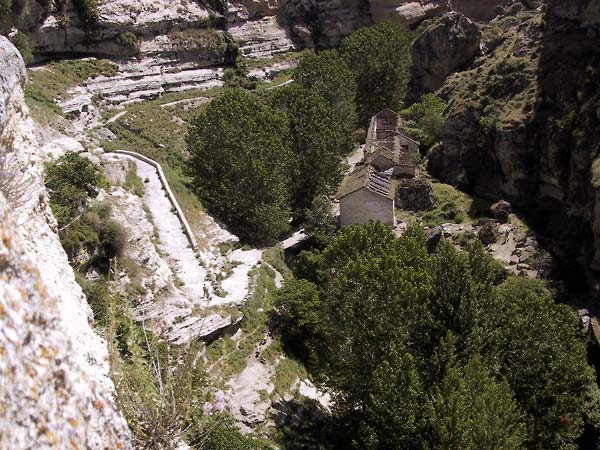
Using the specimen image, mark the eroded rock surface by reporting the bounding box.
[407,11,481,102]
[0,36,131,449]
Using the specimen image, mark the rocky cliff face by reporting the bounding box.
[407,11,481,102]
[0,36,131,448]
[429,1,600,288]
[1,0,530,64]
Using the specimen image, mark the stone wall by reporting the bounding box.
[340,189,395,227]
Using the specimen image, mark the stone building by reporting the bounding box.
[338,166,395,227]
[338,108,421,227]
[364,108,419,177]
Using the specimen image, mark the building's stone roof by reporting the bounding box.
[337,166,394,200]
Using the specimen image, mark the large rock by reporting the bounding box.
[490,200,512,223]
[407,11,481,102]
[431,5,600,282]
[369,0,450,26]
[451,0,512,21]
[396,177,436,211]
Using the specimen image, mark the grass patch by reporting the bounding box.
[273,357,308,396]
[418,183,474,227]
[123,164,145,197]
[263,245,293,280]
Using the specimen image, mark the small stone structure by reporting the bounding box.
[338,108,421,227]
[338,166,396,227]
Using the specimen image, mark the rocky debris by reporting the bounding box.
[396,177,436,211]
[407,11,481,102]
[226,347,276,432]
[0,36,131,448]
[490,200,512,223]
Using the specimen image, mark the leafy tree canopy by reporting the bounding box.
[293,50,358,133]
[271,83,348,218]
[280,222,598,450]
[400,93,447,147]
[186,88,292,245]
[339,22,413,125]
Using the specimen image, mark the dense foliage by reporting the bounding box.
[46,152,105,227]
[275,222,599,450]
[293,50,357,138]
[400,93,447,147]
[339,22,413,125]
[11,31,32,66]
[271,84,348,219]
[186,77,354,244]
[186,89,292,245]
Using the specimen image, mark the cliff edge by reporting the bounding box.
[0,36,131,449]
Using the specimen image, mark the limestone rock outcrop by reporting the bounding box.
[429,3,600,284]
[451,0,512,22]
[407,11,481,102]
[0,36,131,449]
[369,0,450,26]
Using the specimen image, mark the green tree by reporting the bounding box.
[273,278,321,361]
[356,353,426,450]
[339,22,412,125]
[309,222,433,403]
[294,50,357,134]
[428,355,527,450]
[400,93,447,147]
[271,84,347,219]
[11,31,33,66]
[186,89,292,245]
[45,152,104,227]
[491,277,598,449]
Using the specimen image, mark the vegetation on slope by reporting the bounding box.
[274,222,600,450]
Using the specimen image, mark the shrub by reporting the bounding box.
[116,32,140,54]
[45,152,105,227]
[73,0,99,25]
[11,31,33,66]
[101,219,128,259]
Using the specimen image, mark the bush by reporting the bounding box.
[101,219,128,259]
[46,152,105,227]
[400,93,447,147]
[73,0,98,25]
[11,31,33,66]
[116,32,140,54]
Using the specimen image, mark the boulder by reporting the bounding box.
[396,177,436,211]
[490,200,512,223]
[407,12,482,102]
[477,219,501,244]
[369,0,450,26]
[426,226,443,251]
